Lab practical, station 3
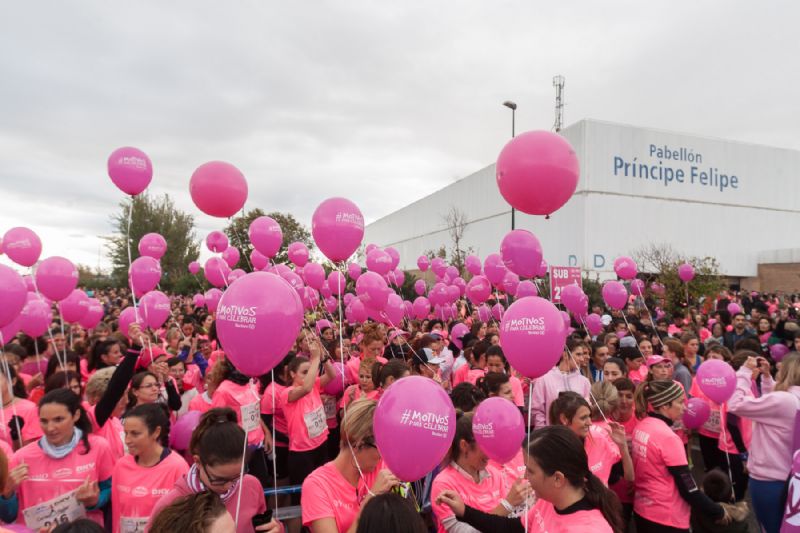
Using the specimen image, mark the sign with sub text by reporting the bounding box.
[549,266,582,304]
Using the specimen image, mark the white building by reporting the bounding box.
[364,119,800,290]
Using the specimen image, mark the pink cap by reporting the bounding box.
[646,355,669,368]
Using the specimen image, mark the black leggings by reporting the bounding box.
[698,434,723,472]
[288,444,328,504]
[633,513,688,533]
[246,446,271,488]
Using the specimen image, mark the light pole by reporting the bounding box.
[503,101,517,229]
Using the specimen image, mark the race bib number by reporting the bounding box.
[304,405,327,439]
[23,489,86,531]
[702,409,721,434]
[323,395,337,420]
[241,401,260,433]
[120,517,149,533]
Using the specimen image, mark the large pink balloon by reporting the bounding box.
[374,376,456,481]
[190,161,248,218]
[140,290,171,329]
[35,256,78,301]
[466,275,491,304]
[2,227,42,267]
[0,264,27,328]
[355,272,390,311]
[770,343,790,362]
[561,284,588,316]
[431,258,447,278]
[516,280,538,298]
[59,289,89,323]
[585,313,604,335]
[473,397,525,463]
[138,233,167,260]
[428,283,449,307]
[192,293,205,308]
[204,288,222,313]
[118,306,143,338]
[19,295,51,336]
[304,263,326,290]
[417,256,430,272]
[380,294,405,326]
[366,248,392,276]
[413,296,430,319]
[204,257,231,288]
[312,198,365,262]
[287,242,309,267]
[216,272,304,377]
[682,398,711,430]
[170,411,202,451]
[465,255,482,276]
[500,296,568,379]
[613,256,637,280]
[107,147,153,196]
[247,216,282,258]
[601,281,628,310]
[206,231,229,253]
[678,263,695,282]
[222,246,241,268]
[696,360,736,404]
[188,261,201,275]
[349,298,368,323]
[130,256,162,295]
[500,230,543,279]
[451,323,470,350]
[483,254,507,286]
[501,272,520,296]
[78,298,104,330]
[496,130,579,216]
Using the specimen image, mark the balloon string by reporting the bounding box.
[620,313,648,362]
[336,264,348,421]
[524,385,533,533]
[719,410,736,501]
[564,344,608,424]
[0,332,24,450]
[30,268,67,367]
[639,297,666,347]
[233,421,249,528]
[229,213,253,272]
[270,370,279,511]
[126,197,141,323]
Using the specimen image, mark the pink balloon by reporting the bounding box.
[491,303,505,321]
[323,363,346,395]
[349,298,368,323]
[560,310,572,330]
[249,216,283,258]
[59,289,89,323]
[682,398,710,430]
[414,279,427,296]
[347,262,362,281]
[429,283,449,307]
[500,296,568,379]
[35,256,78,301]
[585,313,604,335]
[630,279,645,297]
[535,259,549,278]
[431,258,447,278]
[302,287,320,310]
[190,161,248,218]
[204,288,222,313]
[216,272,304,377]
[0,315,21,343]
[138,233,167,260]
[473,397,525,463]
[483,254,507,286]
[78,298,104,330]
[496,130,579,216]
[204,257,230,288]
[403,300,414,318]
[140,290,171,329]
[0,264,27,328]
[311,197,365,262]
[417,256,430,272]
[678,263,695,282]
[250,250,268,271]
[365,244,378,255]
[696,360,736,404]
[727,303,742,315]
[327,271,346,296]
[451,323,470,350]
[516,280,538,298]
[206,231,229,253]
[500,230,543,279]
[2,227,42,267]
[287,242,309,267]
[355,272,390,311]
[19,294,51,336]
[324,296,338,314]
[380,294,405,326]
[129,256,162,295]
[601,281,628,310]
[651,282,666,296]
[561,284,588,316]
[23,275,35,292]
[118,306,143,338]
[374,376,456,481]
[466,275,491,304]
[222,246,241,268]
[385,247,400,270]
[366,248,392,276]
[613,256,638,280]
[107,147,153,196]
[392,269,405,287]
[413,296,431,319]
[192,293,205,308]
[303,263,325,290]
[477,304,491,323]
[501,271,520,296]
[170,411,202,451]
[770,343,790,362]
[452,277,467,297]
[465,255,482,276]
[188,261,201,275]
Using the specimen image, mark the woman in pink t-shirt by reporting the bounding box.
[484,346,525,407]
[607,377,638,526]
[437,425,623,533]
[0,367,42,451]
[111,403,189,533]
[260,354,292,482]
[281,336,336,496]
[302,399,400,533]
[631,380,726,532]
[339,358,379,412]
[690,344,731,473]
[345,324,387,386]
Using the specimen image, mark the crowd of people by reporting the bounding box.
[0,285,798,533]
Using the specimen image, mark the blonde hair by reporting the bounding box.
[776,353,800,392]
[85,367,116,404]
[360,323,384,347]
[340,398,376,447]
[359,358,377,374]
[590,381,619,422]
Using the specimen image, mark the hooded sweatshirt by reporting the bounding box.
[530,366,591,428]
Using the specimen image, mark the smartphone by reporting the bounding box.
[252,510,274,528]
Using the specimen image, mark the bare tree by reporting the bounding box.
[443,206,472,274]
[631,242,679,274]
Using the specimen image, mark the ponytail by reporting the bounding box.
[189,407,245,466]
[584,471,625,533]
[475,372,509,398]
[39,389,93,454]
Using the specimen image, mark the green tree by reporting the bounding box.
[223,208,314,268]
[106,193,200,291]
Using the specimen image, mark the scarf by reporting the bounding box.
[40,428,82,459]
[186,463,240,503]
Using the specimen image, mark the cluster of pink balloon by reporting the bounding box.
[682,360,736,429]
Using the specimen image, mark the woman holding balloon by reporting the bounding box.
[728,353,800,533]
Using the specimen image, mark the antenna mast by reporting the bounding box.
[552,75,565,132]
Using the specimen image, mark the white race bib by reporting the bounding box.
[23,489,86,531]
[323,395,337,420]
[304,405,327,439]
[120,517,149,533]
[241,401,260,433]
[703,409,721,434]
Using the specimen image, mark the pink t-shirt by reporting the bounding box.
[86,405,125,460]
[280,379,329,452]
[690,380,721,438]
[609,414,638,504]
[111,451,189,533]
[211,381,264,446]
[632,416,690,529]
[339,385,379,410]
[452,364,470,387]
[489,449,526,488]
[431,463,507,533]
[585,423,622,486]
[526,498,613,532]
[509,375,524,407]
[11,434,114,526]
[0,399,42,448]
[345,355,387,386]
[301,460,380,531]
[261,382,288,436]
[188,391,213,414]
[718,403,752,455]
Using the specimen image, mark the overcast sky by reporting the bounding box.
[1,1,798,271]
